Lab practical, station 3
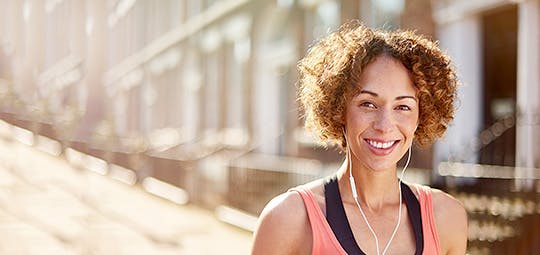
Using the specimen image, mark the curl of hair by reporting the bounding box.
[297,21,457,150]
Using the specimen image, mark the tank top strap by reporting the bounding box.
[414,184,442,255]
[289,187,348,255]
[324,176,424,255]
[402,182,424,255]
[324,176,366,254]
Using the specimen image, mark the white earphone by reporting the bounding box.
[342,127,412,255]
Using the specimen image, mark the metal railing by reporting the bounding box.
[438,114,540,255]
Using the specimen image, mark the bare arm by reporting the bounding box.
[251,192,312,255]
[432,190,468,255]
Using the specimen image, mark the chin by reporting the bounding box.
[366,161,398,172]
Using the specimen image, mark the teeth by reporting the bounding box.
[368,140,395,149]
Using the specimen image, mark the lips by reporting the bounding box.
[364,139,400,155]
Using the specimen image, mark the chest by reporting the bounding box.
[343,203,417,255]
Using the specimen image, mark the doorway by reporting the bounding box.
[480,4,518,166]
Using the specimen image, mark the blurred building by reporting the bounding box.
[432,0,540,254]
[0,0,435,208]
[433,0,540,174]
[0,0,539,254]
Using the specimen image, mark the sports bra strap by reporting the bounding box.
[324,176,424,255]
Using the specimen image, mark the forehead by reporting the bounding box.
[355,55,416,96]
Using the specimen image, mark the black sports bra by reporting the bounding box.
[324,176,424,255]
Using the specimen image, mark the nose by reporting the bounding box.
[372,109,395,133]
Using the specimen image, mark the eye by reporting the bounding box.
[359,101,376,109]
[395,105,411,111]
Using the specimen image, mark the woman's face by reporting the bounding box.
[345,54,419,172]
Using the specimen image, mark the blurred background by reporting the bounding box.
[0,0,539,254]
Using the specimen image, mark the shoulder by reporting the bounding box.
[251,189,313,254]
[429,188,468,229]
[430,188,468,255]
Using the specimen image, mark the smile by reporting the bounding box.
[365,139,398,149]
[364,139,400,155]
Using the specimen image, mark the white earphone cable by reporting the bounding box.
[346,132,411,255]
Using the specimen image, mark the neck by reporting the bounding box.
[337,159,401,212]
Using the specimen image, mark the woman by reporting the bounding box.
[251,21,468,255]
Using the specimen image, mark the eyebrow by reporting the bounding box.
[359,89,418,102]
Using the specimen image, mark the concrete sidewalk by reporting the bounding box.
[0,132,252,254]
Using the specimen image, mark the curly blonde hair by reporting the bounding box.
[298,21,457,150]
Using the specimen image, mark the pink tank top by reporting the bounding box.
[291,184,441,255]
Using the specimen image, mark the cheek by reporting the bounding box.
[347,111,373,129]
[345,108,360,122]
[396,115,419,134]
